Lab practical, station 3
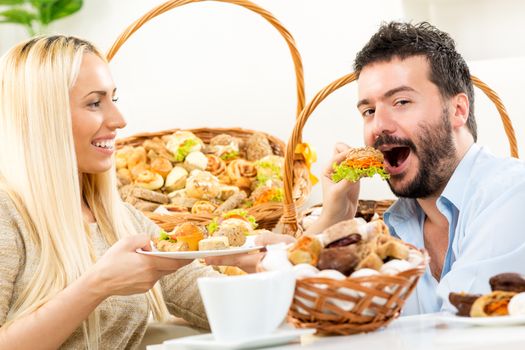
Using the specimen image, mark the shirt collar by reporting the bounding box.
[384,143,481,226]
[439,143,480,211]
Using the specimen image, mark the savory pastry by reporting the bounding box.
[184,151,208,172]
[215,191,247,214]
[226,159,256,190]
[115,145,134,169]
[150,157,173,179]
[127,146,147,170]
[157,239,189,252]
[129,162,150,180]
[191,200,216,215]
[317,218,366,247]
[356,252,384,271]
[288,236,323,266]
[143,137,176,162]
[251,186,284,206]
[165,131,204,162]
[245,132,273,161]
[198,236,229,251]
[489,273,525,293]
[133,199,160,212]
[254,155,284,187]
[214,218,250,247]
[134,170,164,190]
[331,146,389,183]
[164,166,188,192]
[170,223,205,251]
[185,170,221,200]
[168,189,198,209]
[470,291,517,317]
[376,238,409,261]
[131,186,170,204]
[117,168,133,186]
[449,292,483,317]
[162,204,189,213]
[218,185,239,201]
[209,134,241,160]
[205,154,227,176]
[317,244,361,276]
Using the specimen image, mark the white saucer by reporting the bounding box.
[435,312,525,326]
[163,328,315,350]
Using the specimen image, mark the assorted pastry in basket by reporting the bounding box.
[261,216,426,278]
[116,130,286,213]
[152,209,264,252]
[449,273,525,317]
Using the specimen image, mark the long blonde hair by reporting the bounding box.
[0,35,169,349]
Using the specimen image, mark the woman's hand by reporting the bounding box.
[305,143,360,234]
[88,234,190,298]
[204,232,296,273]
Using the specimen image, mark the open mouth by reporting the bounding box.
[382,146,411,169]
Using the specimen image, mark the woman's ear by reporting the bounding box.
[450,92,470,128]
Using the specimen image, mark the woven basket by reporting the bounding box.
[281,73,519,236]
[279,72,518,334]
[107,0,311,231]
[288,250,426,335]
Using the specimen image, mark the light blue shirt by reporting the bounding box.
[384,143,525,315]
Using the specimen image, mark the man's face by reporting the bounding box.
[357,56,457,198]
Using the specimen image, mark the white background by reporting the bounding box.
[2,0,524,207]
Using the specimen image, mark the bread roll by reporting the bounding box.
[115,145,134,169]
[191,200,216,214]
[185,170,221,200]
[127,146,147,169]
[245,133,273,161]
[135,170,164,190]
[164,166,188,192]
[151,157,173,179]
[184,151,208,172]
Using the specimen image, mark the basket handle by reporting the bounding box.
[281,73,519,234]
[106,0,305,118]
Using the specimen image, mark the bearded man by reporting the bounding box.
[306,22,525,314]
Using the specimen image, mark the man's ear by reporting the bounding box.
[450,93,469,128]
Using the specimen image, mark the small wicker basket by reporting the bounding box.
[289,252,426,335]
[107,0,311,231]
[279,72,518,334]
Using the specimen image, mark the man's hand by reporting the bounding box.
[305,143,360,234]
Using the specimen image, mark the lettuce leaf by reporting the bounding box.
[207,217,219,235]
[331,163,390,183]
[222,209,258,229]
[220,150,239,161]
[175,138,199,162]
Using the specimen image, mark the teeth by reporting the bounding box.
[92,139,115,149]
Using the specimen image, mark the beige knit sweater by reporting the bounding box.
[0,191,220,349]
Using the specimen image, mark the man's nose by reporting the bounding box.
[371,105,396,138]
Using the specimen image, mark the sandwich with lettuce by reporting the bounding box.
[331,146,390,183]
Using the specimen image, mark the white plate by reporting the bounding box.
[163,328,315,350]
[435,313,525,326]
[137,235,263,260]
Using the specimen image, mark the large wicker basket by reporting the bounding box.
[279,72,519,334]
[107,0,311,231]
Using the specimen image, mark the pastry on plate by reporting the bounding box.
[199,236,229,251]
[449,292,482,317]
[489,273,525,293]
[470,291,517,317]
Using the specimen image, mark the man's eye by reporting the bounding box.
[395,99,410,106]
[362,108,375,117]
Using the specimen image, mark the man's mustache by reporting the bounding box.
[373,134,417,153]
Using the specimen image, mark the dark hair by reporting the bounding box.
[354,22,477,141]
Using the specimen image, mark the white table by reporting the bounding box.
[147,313,525,350]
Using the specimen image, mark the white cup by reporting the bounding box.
[197,269,296,342]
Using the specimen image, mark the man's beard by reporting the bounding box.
[374,107,457,199]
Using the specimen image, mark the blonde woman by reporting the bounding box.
[0,35,222,349]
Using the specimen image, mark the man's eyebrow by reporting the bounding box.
[357,86,417,109]
[83,88,117,98]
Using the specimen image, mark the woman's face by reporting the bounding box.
[70,53,126,174]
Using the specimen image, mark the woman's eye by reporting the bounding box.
[88,100,101,108]
[112,97,119,103]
